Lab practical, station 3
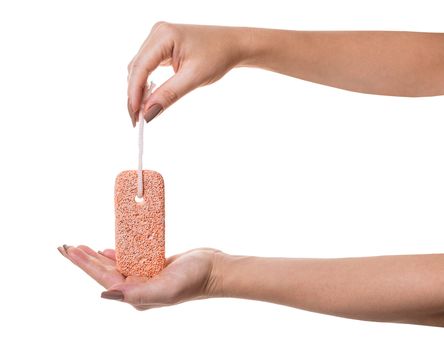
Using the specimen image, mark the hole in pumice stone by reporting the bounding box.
[135,195,144,204]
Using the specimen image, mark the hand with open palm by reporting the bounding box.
[58,245,222,310]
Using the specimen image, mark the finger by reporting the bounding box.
[66,247,123,288]
[126,21,170,78]
[99,249,116,261]
[138,82,156,122]
[141,69,196,123]
[57,246,70,260]
[127,98,136,127]
[76,244,99,256]
[127,57,134,75]
[77,245,116,266]
[111,278,174,307]
[127,36,173,117]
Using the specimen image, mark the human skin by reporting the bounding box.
[58,245,444,327]
[127,22,444,125]
[91,23,444,326]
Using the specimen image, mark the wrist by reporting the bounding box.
[205,251,229,298]
[234,27,261,68]
[235,27,271,68]
[206,251,256,299]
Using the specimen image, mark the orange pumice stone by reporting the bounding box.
[115,170,165,277]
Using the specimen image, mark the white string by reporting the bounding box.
[137,82,155,199]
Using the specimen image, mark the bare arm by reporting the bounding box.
[211,253,444,327]
[128,24,444,125]
[59,245,444,327]
[242,29,444,97]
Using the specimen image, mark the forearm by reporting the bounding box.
[212,253,444,326]
[239,29,444,96]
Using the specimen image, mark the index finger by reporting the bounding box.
[128,33,174,116]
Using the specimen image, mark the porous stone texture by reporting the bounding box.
[115,170,165,277]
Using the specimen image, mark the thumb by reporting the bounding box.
[102,281,175,307]
[141,70,196,123]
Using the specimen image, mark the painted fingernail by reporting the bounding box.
[144,104,163,123]
[57,247,65,257]
[101,290,124,301]
[128,99,136,128]
[63,244,71,253]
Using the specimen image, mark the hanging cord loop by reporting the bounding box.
[137,82,155,199]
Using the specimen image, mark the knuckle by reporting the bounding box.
[134,294,145,307]
[131,59,141,70]
[131,60,149,75]
[125,291,144,307]
[160,88,179,106]
[151,21,178,37]
[152,21,166,29]
[152,21,169,33]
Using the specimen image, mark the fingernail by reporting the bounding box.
[144,104,163,123]
[57,247,65,257]
[128,99,136,128]
[98,250,103,254]
[63,244,71,253]
[101,290,124,301]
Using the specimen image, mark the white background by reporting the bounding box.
[1,0,443,348]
